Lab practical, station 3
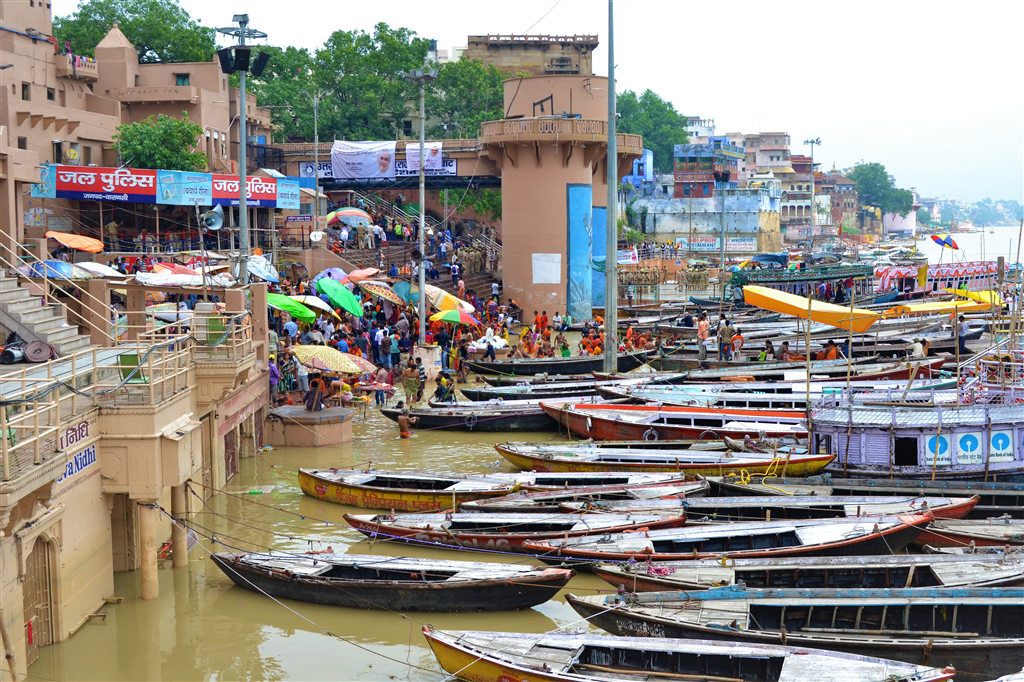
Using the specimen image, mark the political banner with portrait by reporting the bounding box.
[330,141,396,180]
[404,142,443,172]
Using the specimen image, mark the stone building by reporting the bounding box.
[458,34,598,77]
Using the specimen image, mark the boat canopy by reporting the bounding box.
[742,285,879,333]
[882,300,990,318]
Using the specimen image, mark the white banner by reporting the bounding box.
[330,141,396,180]
[395,158,457,177]
[405,142,443,172]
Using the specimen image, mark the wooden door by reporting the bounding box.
[22,540,54,667]
[224,429,238,481]
[200,416,213,500]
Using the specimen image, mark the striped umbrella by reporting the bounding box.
[291,345,377,374]
[430,309,480,326]
[359,281,404,305]
[290,295,341,320]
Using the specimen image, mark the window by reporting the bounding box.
[21,83,30,101]
[894,437,918,466]
[52,141,62,163]
[702,183,709,195]
[402,120,413,137]
[175,74,190,86]
[682,184,691,197]
[83,146,92,165]
[16,137,27,150]
[47,87,55,101]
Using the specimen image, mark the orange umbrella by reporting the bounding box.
[341,267,380,284]
[45,231,103,253]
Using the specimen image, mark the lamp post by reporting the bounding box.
[603,0,618,373]
[401,67,438,345]
[218,14,267,283]
[804,137,821,232]
[300,89,323,242]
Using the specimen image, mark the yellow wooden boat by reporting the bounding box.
[298,469,519,511]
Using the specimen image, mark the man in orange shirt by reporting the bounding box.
[533,310,542,331]
[540,310,549,331]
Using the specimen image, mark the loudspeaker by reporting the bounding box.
[200,204,224,230]
[411,249,422,261]
[233,47,251,73]
[251,52,271,77]
[217,48,235,74]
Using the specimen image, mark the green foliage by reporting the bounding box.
[112,112,207,170]
[53,0,215,63]
[847,162,914,217]
[916,208,931,225]
[244,46,315,141]
[440,188,502,221]
[940,206,954,224]
[618,224,643,245]
[426,60,506,139]
[616,90,688,173]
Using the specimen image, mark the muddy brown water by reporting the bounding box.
[29,404,612,681]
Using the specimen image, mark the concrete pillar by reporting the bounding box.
[85,279,112,346]
[250,282,269,365]
[138,500,159,600]
[170,485,188,569]
[592,164,609,311]
[125,288,146,341]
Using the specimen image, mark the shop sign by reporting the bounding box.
[55,167,158,203]
[211,175,278,207]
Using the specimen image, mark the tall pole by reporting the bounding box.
[718,177,727,303]
[603,0,618,373]
[301,90,322,243]
[417,81,427,345]
[237,18,249,283]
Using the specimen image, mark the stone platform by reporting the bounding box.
[265,404,355,447]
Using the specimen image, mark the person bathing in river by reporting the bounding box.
[394,401,418,438]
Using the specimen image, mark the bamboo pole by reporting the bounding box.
[805,294,813,449]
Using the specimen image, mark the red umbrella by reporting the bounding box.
[341,267,380,284]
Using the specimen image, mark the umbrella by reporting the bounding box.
[15,260,96,280]
[237,255,279,283]
[931,234,959,250]
[430,309,480,326]
[424,283,475,313]
[291,345,376,374]
[45,231,104,253]
[393,281,416,304]
[340,267,380,284]
[316,277,363,317]
[330,207,372,227]
[290,295,341,320]
[279,260,309,279]
[75,261,126,279]
[359,281,405,305]
[153,262,199,276]
[267,293,316,324]
[312,267,347,283]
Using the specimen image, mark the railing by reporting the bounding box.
[55,53,98,81]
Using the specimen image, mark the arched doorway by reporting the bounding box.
[22,538,55,666]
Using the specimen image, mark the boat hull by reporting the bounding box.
[297,469,513,511]
[466,351,653,376]
[379,406,556,432]
[210,554,573,612]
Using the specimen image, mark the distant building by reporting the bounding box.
[622,149,654,188]
[459,34,598,76]
[816,172,859,230]
[685,116,715,138]
[672,137,743,199]
[737,132,791,184]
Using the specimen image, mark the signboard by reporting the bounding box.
[156,171,214,206]
[395,158,457,177]
[211,175,278,207]
[617,247,639,264]
[405,142,443,172]
[925,434,951,467]
[674,237,719,252]
[330,140,396,180]
[955,431,983,465]
[299,161,334,179]
[276,179,301,210]
[54,167,158,203]
[991,431,1014,462]
[59,420,90,452]
[726,237,757,252]
[285,215,313,222]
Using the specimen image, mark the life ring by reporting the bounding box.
[464,413,478,430]
[643,428,659,442]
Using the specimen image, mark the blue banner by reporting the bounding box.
[566,184,593,323]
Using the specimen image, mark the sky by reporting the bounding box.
[52,0,1024,203]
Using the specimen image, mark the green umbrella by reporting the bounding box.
[267,293,316,324]
[315,277,363,317]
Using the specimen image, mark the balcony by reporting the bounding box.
[56,53,98,82]
[479,118,644,155]
[117,86,200,104]
[192,310,257,410]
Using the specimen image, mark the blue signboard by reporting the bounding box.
[566,184,593,323]
[276,179,300,210]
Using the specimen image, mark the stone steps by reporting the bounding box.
[0,276,95,356]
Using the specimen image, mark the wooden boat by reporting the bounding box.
[560,494,978,521]
[681,357,945,383]
[460,375,680,402]
[541,402,808,442]
[523,514,933,563]
[343,512,687,552]
[913,517,1024,548]
[655,356,873,376]
[381,397,574,432]
[298,469,696,511]
[459,479,709,513]
[495,442,832,478]
[481,373,592,387]
[421,626,956,682]
[465,350,654,376]
[210,552,574,612]
[591,553,1024,592]
[567,587,1023,680]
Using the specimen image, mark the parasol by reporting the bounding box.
[266,293,316,323]
[290,295,341,320]
[153,262,199,276]
[315,277,363,317]
[15,260,96,280]
[312,267,347,283]
[430,309,480,326]
[424,283,475,313]
[329,207,372,227]
[340,267,380,284]
[45,231,104,253]
[931,234,959,250]
[359,281,404,305]
[291,345,376,374]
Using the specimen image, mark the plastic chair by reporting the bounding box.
[117,353,149,385]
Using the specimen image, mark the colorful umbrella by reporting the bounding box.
[267,293,316,324]
[312,267,347,283]
[45,231,104,253]
[315,277,363,317]
[931,234,959,250]
[424,283,475,313]
[291,345,376,374]
[393,281,416,304]
[329,207,372,227]
[340,267,380,284]
[15,260,96,280]
[289,294,341,320]
[359,281,404,305]
[430,309,480,326]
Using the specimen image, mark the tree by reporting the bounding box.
[440,188,501,221]
[113,112,207,170]
[53,0,215,63]
[616,90,689,173]
[245,46,315,142]
[916,208,931,226]
[425,60,506,139]
[311,23,429,141]
[847,162,914,217]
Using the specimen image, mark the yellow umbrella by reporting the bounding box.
[424,283,474,313]
[883,300,991,318]
[290,344,377,374]
[742,285,879,333]
[943,288,1004,306]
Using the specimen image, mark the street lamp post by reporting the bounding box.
[804,137,822,232]
[603,0,618,373]
[300,90,323,245]
[402,68,438,346]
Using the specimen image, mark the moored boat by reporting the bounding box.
[422,627,956,682]
[343,511,687,552]
[459,479,709,513]
[913,517,1024,548]
[211,552,574,611]
[567,586,1023,680]
[465,350,654,376]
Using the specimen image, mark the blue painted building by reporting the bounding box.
[673,137,744,199]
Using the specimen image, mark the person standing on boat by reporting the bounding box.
[697,313,710,362]
[719,320,736,361]
[956,315,969,355]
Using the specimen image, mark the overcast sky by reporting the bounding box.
[54,0,1024,203]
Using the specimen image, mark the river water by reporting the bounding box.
[914,223,1023,264]
[29,408,611,681]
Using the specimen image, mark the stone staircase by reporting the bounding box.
[0,276,93,355]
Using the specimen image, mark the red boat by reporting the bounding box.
[343,512,687,552]
[541,402,807,441]
[913,518,1024,548]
